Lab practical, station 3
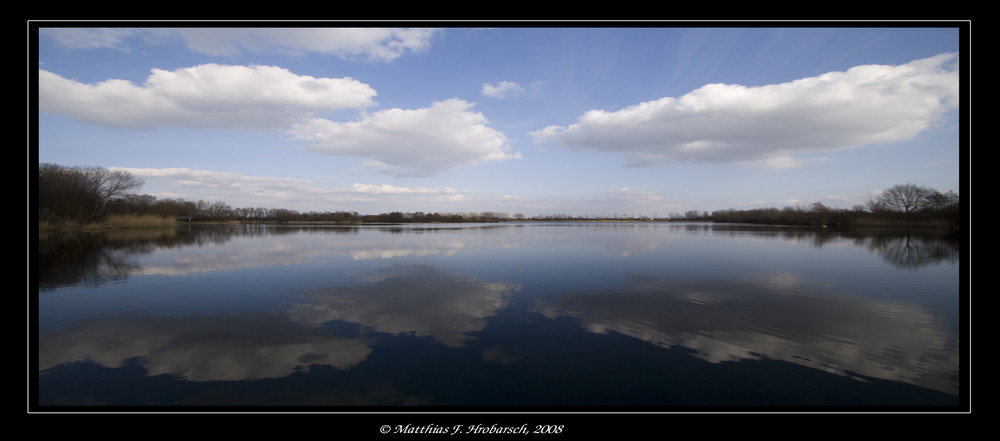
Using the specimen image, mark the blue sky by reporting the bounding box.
[35,24,964,217]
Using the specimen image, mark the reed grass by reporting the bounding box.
[100,214,177,229]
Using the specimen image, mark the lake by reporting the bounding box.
[34,222,964,411]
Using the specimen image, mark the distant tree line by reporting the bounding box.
[673,183,961,228]
[36,164,960,229]
[35,164,523,225]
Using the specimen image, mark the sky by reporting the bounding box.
[33,24,965,218]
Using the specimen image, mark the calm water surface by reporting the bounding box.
[34,222,963,409]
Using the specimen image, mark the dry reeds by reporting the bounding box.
[102,214,177,229]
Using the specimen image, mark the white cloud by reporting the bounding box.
[349,183,460,196]
[290,98,522,177]
[600,187,664,203]
[39,64,376,131]
[39,28,146,51]
[115,167,318,192]
[175,28,441,61]
[530,53,960,169]
[482,81,525,99]
[40,28,441,62]
[345,182,467,203]
[115,167,468,208]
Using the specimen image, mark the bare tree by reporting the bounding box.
[85,167,145,218]
[868,183,937,214]
[38,164,144,221]
[927,190,960,212]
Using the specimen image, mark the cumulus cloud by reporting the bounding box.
[482,81,525,99]
[530,53,960,168]
[39,64,376,131]
[290,98,522,177]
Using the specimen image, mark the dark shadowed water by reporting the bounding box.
[34,222,963,411]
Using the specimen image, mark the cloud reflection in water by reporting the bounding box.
[290,264,522,348]
[532,272,959,396]
[37,312,372,382]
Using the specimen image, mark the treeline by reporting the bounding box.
[691,201,959,227]
[35,163,523,226]
[676,184,961,228]
[38,163,145,224]
[37,164,961,229]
